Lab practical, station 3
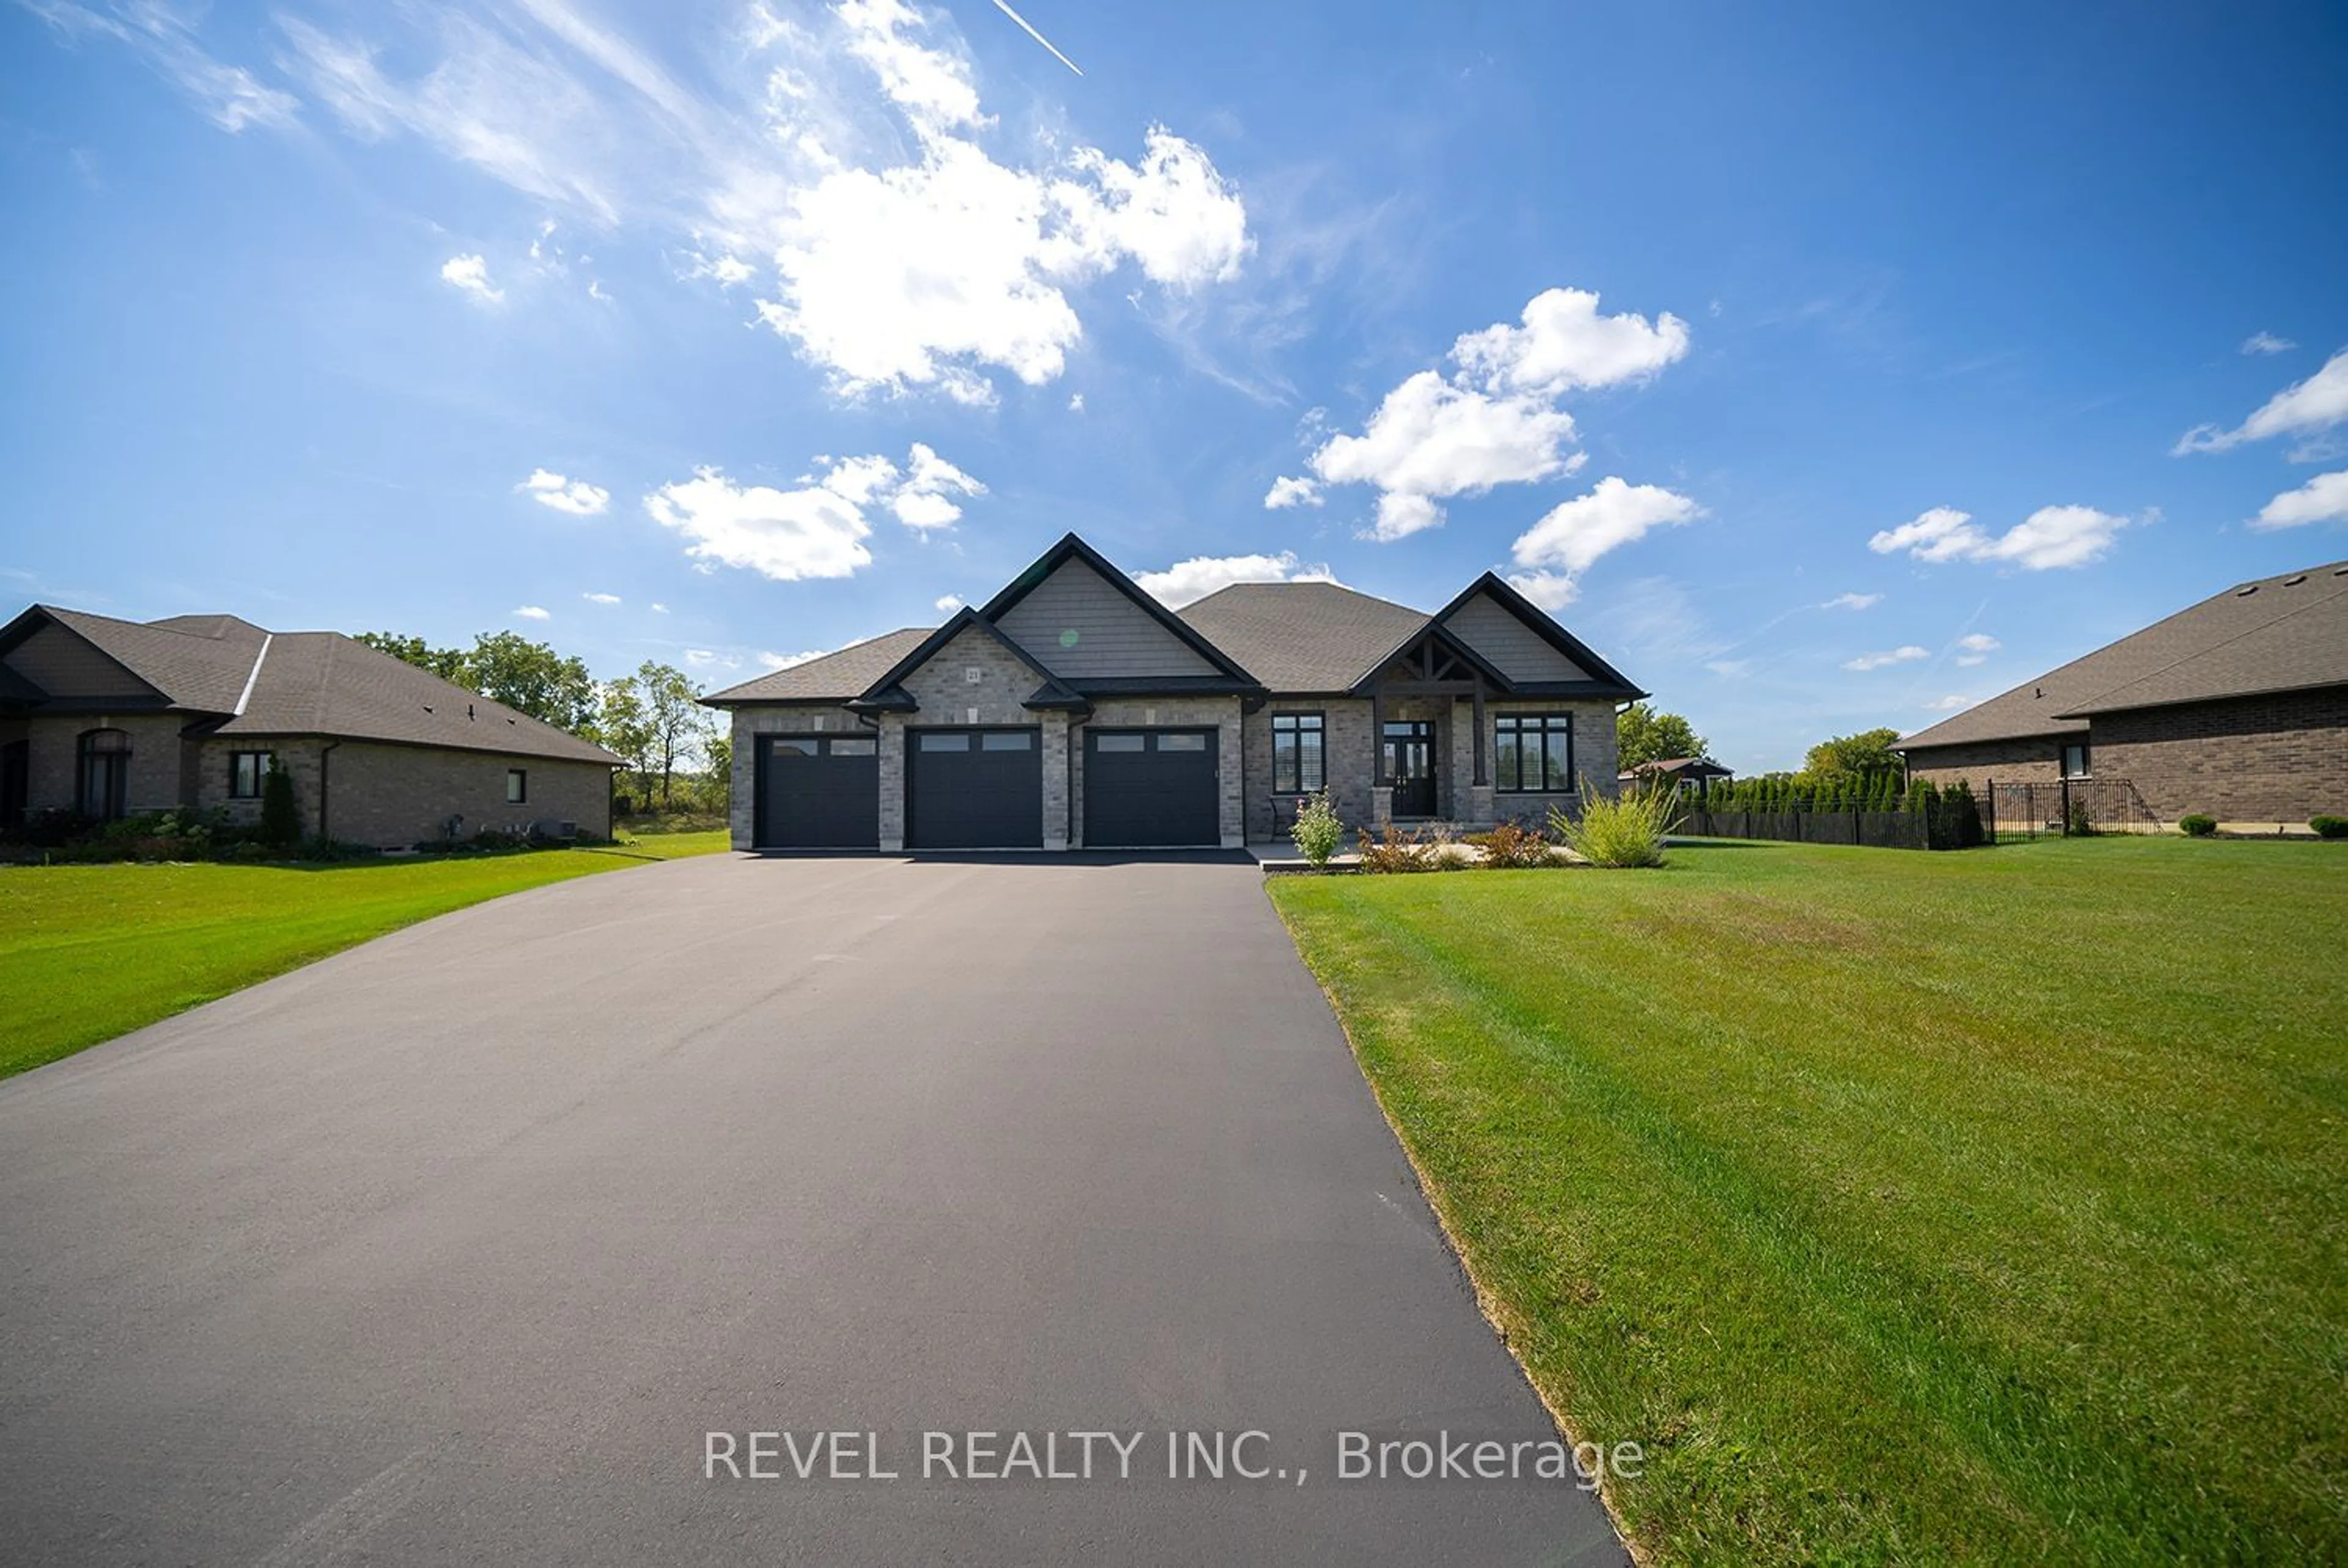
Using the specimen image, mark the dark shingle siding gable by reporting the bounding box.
[995,558,1220,680]
[1440,592,1587,682]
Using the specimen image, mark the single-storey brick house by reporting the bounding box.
[703,533,1644,852]
[0,605,621,847]
[1896,558,2348,828]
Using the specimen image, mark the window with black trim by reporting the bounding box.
[1271,712,1324,793]
[506,768,528,804]
[228,750,275,800]
[1495,713,1573,792]
[2062,743,2091,779]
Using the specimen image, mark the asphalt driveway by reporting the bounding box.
[0,853,1626,1566]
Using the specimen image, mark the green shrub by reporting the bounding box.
[2308,815,2347,839]
[2179,814,2217,837]
[259,759,300,847]
[1549,776,1677,867]
[1288,789,1343,867]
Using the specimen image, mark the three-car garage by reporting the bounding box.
[752,723,1224,851]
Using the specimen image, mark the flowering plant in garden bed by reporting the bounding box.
[1288,789,1344,867]
[1467,820,1556,868]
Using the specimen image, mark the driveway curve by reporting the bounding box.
[0,853,1626,1566]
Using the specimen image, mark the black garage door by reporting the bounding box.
[756,734,879,848]
[907,727,1043,849]
[1084,728,1219,848]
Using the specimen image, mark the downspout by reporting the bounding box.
[318,740,341,845]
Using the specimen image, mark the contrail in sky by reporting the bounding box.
[989,0,1083,76]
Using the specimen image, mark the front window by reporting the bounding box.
[506,768,528,804]
[1271,712,1324,793]
[229,751,274,800]
[77,728,130,820]
[1495,713,1573,792]
[2062,743,2091,779]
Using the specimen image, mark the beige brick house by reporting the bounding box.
[0,606,619,847]
[1896,559,2348,830]
[704,533,1644,852]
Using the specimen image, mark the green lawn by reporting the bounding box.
[1270,837,2347,1565]
[0,830,730,1079]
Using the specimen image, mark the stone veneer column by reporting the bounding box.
[1371,784,1393,829]
[1041,711,1070,852]
[877,713,907,853]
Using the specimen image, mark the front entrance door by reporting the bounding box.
[1382,720,1437,817]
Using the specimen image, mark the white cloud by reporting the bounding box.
[649,602,670,613]
[643,442,981,580]
[1301,287,1685,541]
[933,594,964,613]
[1132,550,1337,608]
[683,648,740,669]
[513,604,551,621]
[581,591,621,605]
[2175,347,2348,454]
[890,442,985,531]
[440,252,504,304]
[1868,504,2129,570]
[1450,287,1690,397]
[23,1,299,133]
[1955,632,2001,666]
[746,4,1248,400]
[1922,694,1974,712]
[1822,591,1881,611]
[1507,478,1705,595]
[2241,331,2295,356]
[647,467,874,581]
[1705,658,1752,678]
[680,246,756,287]
[1313,371,1581,537]
[2252,469,2348,531]
[1844,645,1929,672]
[519,469,610,515]
[1505,570,1579,611]
[758,649,826,670]
[1263,475,1323,509]
[262,1,1250,404]
[1066,392,1085,413]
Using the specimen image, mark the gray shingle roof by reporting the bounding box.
[213,633,621,764]
[702,628,933,705]
[42,606,268,714]
[7,605,618,763]
[1899,558,2348,749]
[1176,581,1431,691]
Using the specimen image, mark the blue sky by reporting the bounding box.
[4,0,2345,771]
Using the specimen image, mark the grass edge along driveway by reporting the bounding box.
[1269,837,2346,1566]
[0,830,730,1080]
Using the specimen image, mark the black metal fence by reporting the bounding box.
[1982,778,2160,839]
[1674,798,1987,851]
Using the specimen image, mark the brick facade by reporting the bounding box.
[2088,686,2347,826]
[1241,695,1620,842]
[4,716,609,848]
[1900,735,2068,798]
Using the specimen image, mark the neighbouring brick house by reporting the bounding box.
[703,532,1644,852]
[0,605,621,847]
[1896,558,2348,828]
